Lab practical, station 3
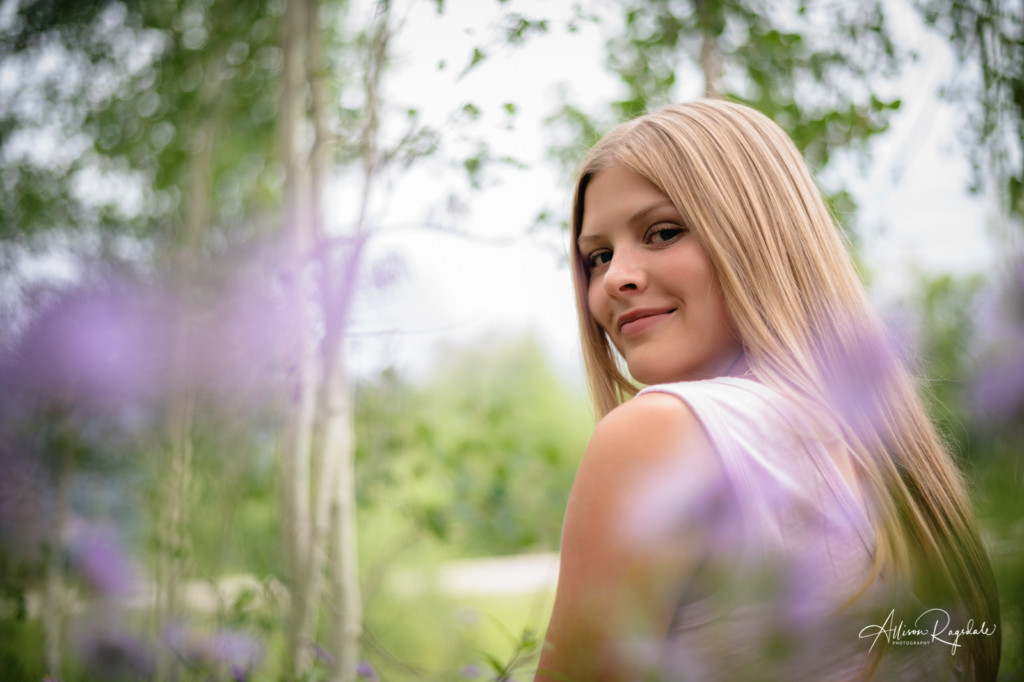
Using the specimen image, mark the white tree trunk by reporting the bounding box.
[304,0,366,676]
[279,1,398,676]
[694,0,723,98]
[299,0,333,666]
[280,0,319,674]
[326,359,362,682]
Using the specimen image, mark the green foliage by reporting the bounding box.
[0,619,47,681]
[461,46,488,77]
[360,573,547,680]
[545,0,905,241]
[349,335,580,677]
[605,0,903,161]
[356,490,553,679]
[483,624,543,679]
[910,273,983,450]
[84,0,286,240]
[503,14,549,46]
[917,0,1024,218]
[175,400,284,579]
[0,0,289,263]
[904,270,1024,679]
[356,335,591,556]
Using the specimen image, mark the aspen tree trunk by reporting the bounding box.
[299,0,366,675]
[302,0,366,676]
[312,232,365,680]
[300,0,333,666]
[280,0,320,674]
[318,5,397,675]
[280,1,396,676]
[316,234,367,682]
[326,362,362,682]
[694,0,723,98]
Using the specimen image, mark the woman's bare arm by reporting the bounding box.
[535,391,723,681]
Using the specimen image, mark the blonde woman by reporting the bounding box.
[536,100,1000,680]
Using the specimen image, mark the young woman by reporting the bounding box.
[536,100,1001,680]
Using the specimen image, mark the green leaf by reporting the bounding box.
[459,47,487,78]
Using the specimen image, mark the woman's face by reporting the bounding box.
[578,163,743,385]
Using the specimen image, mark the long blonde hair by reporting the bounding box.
[570,99,1000,679]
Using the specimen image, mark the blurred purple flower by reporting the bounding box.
[7,279,172,411]
[623,456,743,557]
[811,322,905,450]
[368,250,405,290]
[970,266,1024,422]
[312,641,336,667]
[971,348,1024,422]
[459,663,483,678]
[1,258,292,414]
[356,660,378,680]
[164,623,264,675]
[66,520,137,599]
[184,258,296,399]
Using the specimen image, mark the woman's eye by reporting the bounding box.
[587,250,612,269]
[648,226,685,244]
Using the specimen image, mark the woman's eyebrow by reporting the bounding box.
[628,199,676,225]
[577,199,677,247]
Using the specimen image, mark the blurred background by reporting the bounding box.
[0,0,1021,680]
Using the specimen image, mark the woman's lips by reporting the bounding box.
[618,309,675,338]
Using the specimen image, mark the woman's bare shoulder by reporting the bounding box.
[564,391,722,559]
[583,391,716,474]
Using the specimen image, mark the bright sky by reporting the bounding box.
[334,0,997,385]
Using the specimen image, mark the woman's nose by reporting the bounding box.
[603,254,646,295]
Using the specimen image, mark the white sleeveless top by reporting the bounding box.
[636,377,961,680]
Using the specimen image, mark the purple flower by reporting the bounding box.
[812,324,904,448]
[203,631,264,671]
[163,623,264,675]
[67,521,137,599]
[969,264,1024,422]
[312,641,336,667]
[7,279,172,411]
[971,348,1024,422]
[184,257,295,399]
[356,660,378,680]
[460,663,483,678]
